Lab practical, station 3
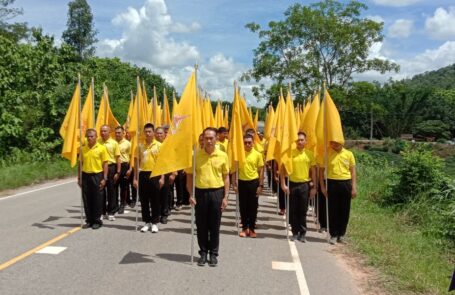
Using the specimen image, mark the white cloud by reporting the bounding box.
[356,41,455,81]
[371,0,421,7]
[388,19,413,38]
[95,0,264,105]
[366,15,384,23]
[425,7,455,40]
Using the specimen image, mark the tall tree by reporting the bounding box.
[0,0,28,42]
[243,0,399,102]
[62,0,97,59]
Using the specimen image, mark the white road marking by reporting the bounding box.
[124,210,130,214]
[36,246,67,255]
[288,239,311,295]
[0,180,76,201]
[272,261,295,271]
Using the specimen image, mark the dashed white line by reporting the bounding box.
[36,246,67,255]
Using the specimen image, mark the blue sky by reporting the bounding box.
[13,0,455,106]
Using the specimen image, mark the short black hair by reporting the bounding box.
[243,134,253,140]
[245,128,255,135]
[217,127,227,133]
[203,127,217,136]
[298,131,307,137]
[144,123,154,131]
[115,126,124,131]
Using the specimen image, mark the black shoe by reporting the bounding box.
[290,234,299,241]
[82,223,91,229]
[299,232,307,243]
[197,254,207,266]
[129,202,136,209]
[118,206,125,214]
[208,255,218,267]
[92,223,102,230]
[160,216,168,224]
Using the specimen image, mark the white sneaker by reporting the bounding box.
[108,215,115,221]
[151,223,159,233]
[140,223,150,232]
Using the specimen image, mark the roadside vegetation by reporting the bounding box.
[348,143,454,294]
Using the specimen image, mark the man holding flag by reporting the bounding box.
[233,134,264,238]
[78,129,109,229]
[186,127,230,267]
[281,131,317,242]
[99,125,121,221]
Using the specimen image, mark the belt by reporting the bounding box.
[289,180,310,186]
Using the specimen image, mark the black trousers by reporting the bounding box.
[327,179,352,237]
[102,164,118,215]
[139,171,161,224]
[316,188,327,229]
[195,187,224,257]
[118,162,130,206]
[289,181,310,235]
[176,170,189,205]
[81,172,103,225]
[278,177,287,210]
[266,163,272,188]
[160,174,170,217]
[238,179,259,230]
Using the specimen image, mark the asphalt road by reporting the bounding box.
[0,179,361,295]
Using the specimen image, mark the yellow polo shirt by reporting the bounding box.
[138,140,161,172]
[239,149,264,181]
[254,141,264,154]
[117,138,131,163]
[327,148,355,180]
[187,148,229,189]
[81,143,109,173]
[217,139,228,153]
[98,138,120,165]
[289,148,315,182]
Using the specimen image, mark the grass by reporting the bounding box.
[347,152,454,294]
[444,155,455,178]
[0,157,76,191]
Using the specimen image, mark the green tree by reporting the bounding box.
[243,0,399,102]
[0,0,28,42]
[62,0,97,59]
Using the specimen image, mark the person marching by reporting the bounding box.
[281,132,317,242]
[186,127,230,267]
[133,123,165,233]
[319,141,357,245]
[124,130,137,207]
[78,129,109,229]
[99,125,121,221]
[216,127,229,153]
[233,134,264,238]
[114,126,131,214]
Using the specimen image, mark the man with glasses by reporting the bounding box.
[281,132,317,242]
[233,134,264,238]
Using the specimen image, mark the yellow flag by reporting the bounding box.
[223,106,229,128]
[129,78,148,167]
[300,98,311,129]
[295,105,301,131]
[81,82,95,136]
[266,94,285,163]
[162,90,171,126]
[172,91,179,116]
[301,92,320,152]
[315,89,344,165]
[151,71,198,176]
[124,91,134,131]
[59,81,81,167]
[264,105,275,140]
[227,85,245,170]
[253,109,259,129]
[95,85,120,137]
[214,101,223,128]
[279,90,298,175]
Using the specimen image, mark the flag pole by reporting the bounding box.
[322,82,330,242]
[235,167,240,236]
[286,173,290,239]
[135,77,141,231]
[190,64,199,264]
[78,74,84,227]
